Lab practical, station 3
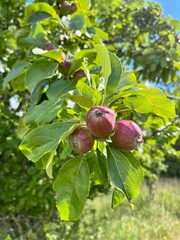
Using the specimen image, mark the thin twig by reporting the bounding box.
[167,95,180,101]
[157,118,179,132]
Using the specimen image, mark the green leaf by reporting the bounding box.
[106,84,147,106]
[25,60,58,92]
[123,88,176,118]
[20,36,44,48]
[76,0,91,10]
[87,150,108,186]
[30,22,45,39]
[95,45,111,87]
[15,27,30,47]
[117,71,137,91]
[46,150,56,179]
[95,27,108,41]
[46,80,76,99]
[19,122,76,162]
[142,48,155,55]
[35,155,48,169]
[10,73,26,92]
[107,145,143,201]
[86,27,108,41]
[67,94,94,109]
[74,49,96,61]
[68,59,83,77]
[53,156,90,221]
[69,14,85,31]
[112,188,125,209]
[23,99,62,124]
[76,81,102,105]
[106,53,122,95]
[123,152,144,184]
[33,48,63,63]
[117,84,147,98]
[28,12,52,24]
[24,3,59,24]
[170,19,180,31]
[16,121,30,139]
[35,151,57,177]
[168,34,175,47]
[3,62,29,90]
[30,79,49,104]
[20,22,45,47]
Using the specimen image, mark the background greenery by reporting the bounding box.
[1,178,180,239]
[0,0,179,238]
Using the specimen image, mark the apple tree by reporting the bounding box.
[2,0,178,221]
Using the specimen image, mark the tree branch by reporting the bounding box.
[167,95,180,101]
[157,118,179,132]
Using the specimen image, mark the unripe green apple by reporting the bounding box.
[111,120,143,151]
[86,106,116,138]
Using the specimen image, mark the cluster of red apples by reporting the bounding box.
[69,106,143,154]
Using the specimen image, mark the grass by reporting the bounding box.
[71,178,180,240]
[1,178,180,240]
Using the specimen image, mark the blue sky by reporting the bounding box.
[152,0,180,20]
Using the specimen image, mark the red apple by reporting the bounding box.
[61,53,72,74]
[60,1,77,16]
[86,106,116,138]
[111,120,143,151]
[73,70,86,80]
[69,126,94,154]
[63,60,72,73]
[44,42,55,50]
